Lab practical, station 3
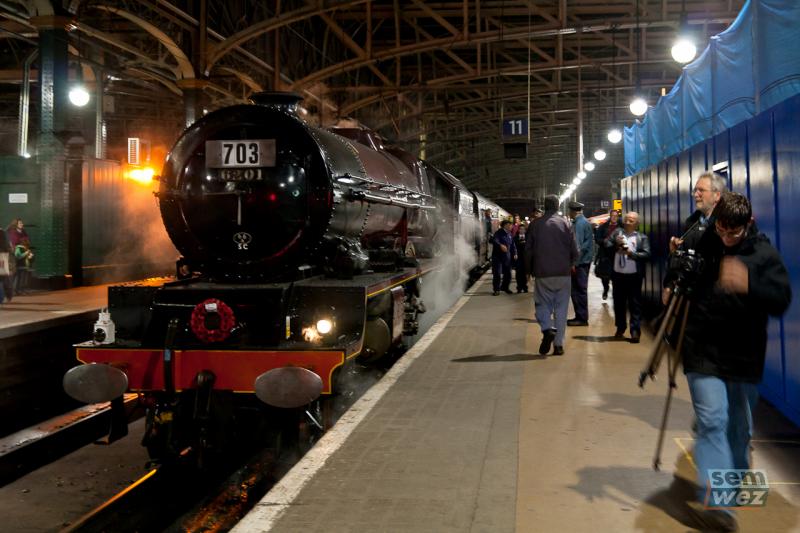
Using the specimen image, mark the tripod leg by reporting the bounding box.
[672,297,691,361]
[652,297,691,470]
[639,293,682,387]
[653,381,676,471]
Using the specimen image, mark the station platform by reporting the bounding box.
[234,273,800,532]
[1,284,114,437]
[0,285,108,339]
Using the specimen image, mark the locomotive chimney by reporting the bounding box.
[250,91,303,112]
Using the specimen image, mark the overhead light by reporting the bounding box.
[630,0,647,117]
[573,177,581,185]
[607,128,623,144]
[594,149,607,161]
[577,171,587,179]
[584,161,596,171]
[629,96,648,116]
[69,85,90,107]
[671,38,697,64]
[671,8,697,64]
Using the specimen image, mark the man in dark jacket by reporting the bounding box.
[514,221,528,293]
[606,211,650,342]
[594,209,620,300]
[567,201,594,326]
[491,219,517,296]
[663,171,726,304]
[525,195,579,355]
[680,192,791,532]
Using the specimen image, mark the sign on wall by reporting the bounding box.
[8,193,28,204]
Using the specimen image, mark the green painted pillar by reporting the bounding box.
[32,16,72,279]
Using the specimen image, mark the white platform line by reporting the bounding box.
[232,277,484,532]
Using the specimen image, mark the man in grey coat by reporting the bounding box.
[525,195,579,355]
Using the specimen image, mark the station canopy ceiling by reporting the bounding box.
[0,0,743,204]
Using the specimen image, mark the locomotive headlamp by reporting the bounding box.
[316,319,333,335]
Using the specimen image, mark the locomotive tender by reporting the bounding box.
[63,92,507,461]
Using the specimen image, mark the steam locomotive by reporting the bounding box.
[63,92,508,463]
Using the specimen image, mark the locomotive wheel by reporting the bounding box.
[359,317,392,363]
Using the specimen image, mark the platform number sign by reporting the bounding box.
[502,118,528,140]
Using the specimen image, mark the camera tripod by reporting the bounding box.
[638,284,692,471]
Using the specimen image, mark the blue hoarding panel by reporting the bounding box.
[729,121,750,195]
[743,110,783,399]
[772,96,800,420]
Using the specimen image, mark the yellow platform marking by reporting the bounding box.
[674,436,800,485]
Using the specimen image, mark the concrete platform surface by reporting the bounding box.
[0,286,108,339]
[234,272,800,533]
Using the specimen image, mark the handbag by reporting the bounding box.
[0,252,9,276]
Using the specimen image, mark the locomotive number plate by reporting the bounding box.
[205,140,276,168]
[218,168,263,181]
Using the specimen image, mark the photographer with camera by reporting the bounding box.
[662,171,726,305]
[605,212,650,343]
[677,192,791,531]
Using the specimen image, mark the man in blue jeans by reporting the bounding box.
[667,192,791,531]
[525,195,578,355]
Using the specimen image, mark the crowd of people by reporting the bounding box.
[489,195,652,354]
[0,218,34,303]
[488,171,791,531]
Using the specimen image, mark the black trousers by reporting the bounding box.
[570,263,590,321]
[492,258,512,291]
[612,272,643,333]
[515,249,528,291]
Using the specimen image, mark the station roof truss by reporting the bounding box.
[0,0,744,201]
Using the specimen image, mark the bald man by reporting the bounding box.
[604,211,651,343]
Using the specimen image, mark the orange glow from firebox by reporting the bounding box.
[125,167,155,185]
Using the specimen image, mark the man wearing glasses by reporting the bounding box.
[679,191,791,531]
[662,171,727,305]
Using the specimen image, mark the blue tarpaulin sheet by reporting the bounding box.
[625,0,800,176]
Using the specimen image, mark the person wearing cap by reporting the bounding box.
[491,219,517,296]
[567,201,594,326]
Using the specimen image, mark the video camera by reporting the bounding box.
[667,248,704,292]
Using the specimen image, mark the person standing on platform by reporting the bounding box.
[491,219,516,296]
[7,219,33,295]
[526,195,578,355]
[514,221,528,293]
[606,212,650,342]
[567,201,594,326]
[483,208,494,261]
[594,209,620,300]
[511,214,522,238]
[663,171,726,305]
[677,192,790,532]
[0,226,11,302]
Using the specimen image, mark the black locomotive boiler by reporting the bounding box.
[63,92,504,463]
